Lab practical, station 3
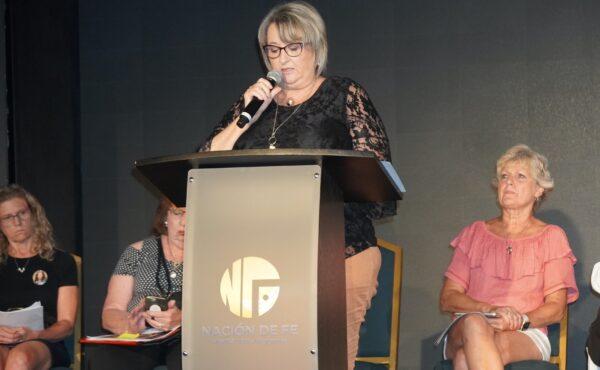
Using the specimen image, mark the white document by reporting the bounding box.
[0,301,44,331]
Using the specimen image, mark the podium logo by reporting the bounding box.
[220,257,280,318]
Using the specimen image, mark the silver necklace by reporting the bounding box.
[13,257,31,273]
[165,240,182,278]
[268,103,303,149]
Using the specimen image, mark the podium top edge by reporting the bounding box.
[134,148,376,167]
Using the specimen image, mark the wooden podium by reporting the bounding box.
[135,149,403,370]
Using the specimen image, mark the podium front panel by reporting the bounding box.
[182,165,322,370]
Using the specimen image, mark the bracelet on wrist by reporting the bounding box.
[520,314,530,331]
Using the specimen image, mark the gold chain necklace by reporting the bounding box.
[268,103,303,149]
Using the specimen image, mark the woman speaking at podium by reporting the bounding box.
[201,2,395,368]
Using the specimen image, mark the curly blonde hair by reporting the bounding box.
[0,185,56,264]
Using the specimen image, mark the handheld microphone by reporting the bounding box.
[237,70,282,128]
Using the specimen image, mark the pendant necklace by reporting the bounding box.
[13,257,31,273]
[165,240,182,279]
[268,103,304,149]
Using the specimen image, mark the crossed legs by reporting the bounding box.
[445,314,541,370]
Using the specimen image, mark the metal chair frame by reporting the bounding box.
[355,239,403,370]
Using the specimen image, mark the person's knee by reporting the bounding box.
[0,347,8,368]
[6,348,37,370]
[452,348,468,370]
[461,314,493,338]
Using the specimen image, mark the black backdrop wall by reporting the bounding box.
[64,0,600,369]
[6,0,80,253]
[0,0,8,184]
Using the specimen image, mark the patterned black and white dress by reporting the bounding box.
[113,237,183,311]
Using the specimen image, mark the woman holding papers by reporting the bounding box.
[439,145,578,370]
[0,184,78,369]
[200,2,395,368]
[86,198,185,370]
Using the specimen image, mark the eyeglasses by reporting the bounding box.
[262,43,304,59]
[0,208,31,226]
[169,208,186,217]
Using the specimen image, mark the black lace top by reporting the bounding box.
[202,76,396,258]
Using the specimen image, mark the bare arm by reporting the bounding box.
[101,274,145,335]
[209,119,248,151]
[439,278,495,314]
[17,285,78,342]
[526,289,567,328]
[205,81,281,152]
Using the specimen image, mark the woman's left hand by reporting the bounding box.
[12,327,38,342]
[488,306,523,331]
[144,300,181,331]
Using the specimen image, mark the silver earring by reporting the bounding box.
[164,221,168,227]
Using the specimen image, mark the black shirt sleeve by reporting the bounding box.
[55,250,78,287]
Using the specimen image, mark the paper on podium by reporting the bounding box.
[0,301,44,330]
[380,161,406,193]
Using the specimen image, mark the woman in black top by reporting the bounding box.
[202,2,395,368]
[0,184,78,369]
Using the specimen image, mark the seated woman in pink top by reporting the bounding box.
[439,144,578,370]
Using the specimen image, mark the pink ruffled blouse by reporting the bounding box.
[445,221,579,333]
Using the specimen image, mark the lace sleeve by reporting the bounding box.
[345,80,396,219]
[199,95,245,151]
[345,81,391,161]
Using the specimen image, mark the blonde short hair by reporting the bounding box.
[257,1,328,76]
[492,144,554,203]
[0,184,56,264]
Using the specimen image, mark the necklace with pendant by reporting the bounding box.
[165,240,182,279]
[13,257,31,273]
[268,103,303,149]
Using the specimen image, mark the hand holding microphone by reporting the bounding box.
[237,70,282,128]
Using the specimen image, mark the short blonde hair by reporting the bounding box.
[257,1,328,76]
[492,144,554,203]
[0,185,56,264]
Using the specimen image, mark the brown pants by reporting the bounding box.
[345,246,382,370]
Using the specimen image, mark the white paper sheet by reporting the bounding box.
[0,301,44,331]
